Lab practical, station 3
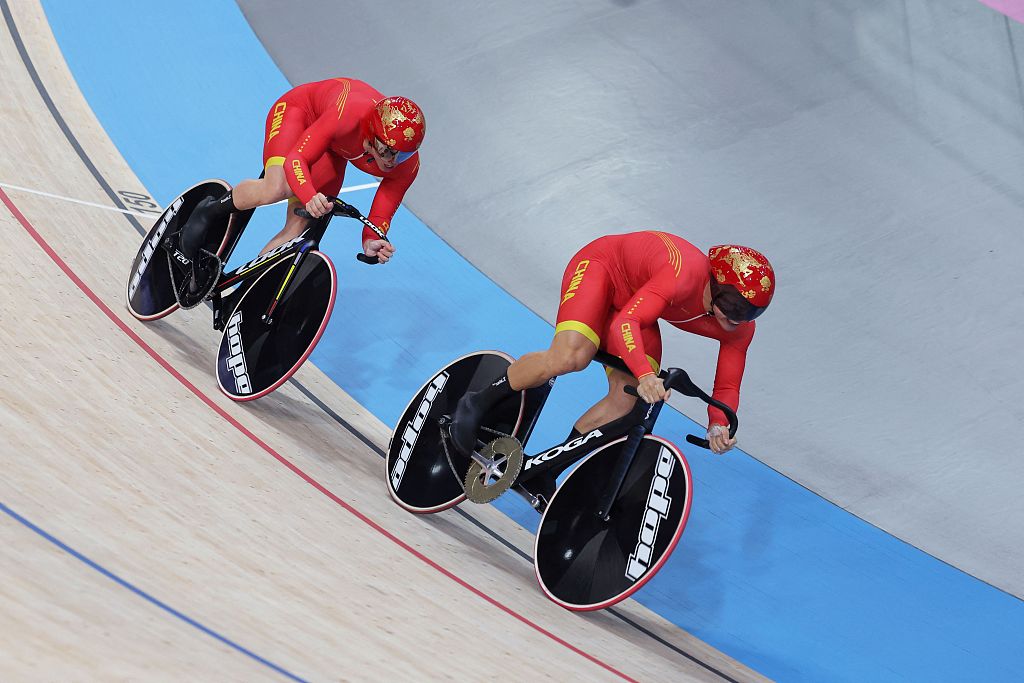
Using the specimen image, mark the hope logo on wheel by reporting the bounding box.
[128,196,183,299]
[391,371,448,491]
[625,446,675,581]
[224,311,252,394]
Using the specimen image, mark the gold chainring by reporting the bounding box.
[463,436,524,503]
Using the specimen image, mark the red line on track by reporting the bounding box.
[1,187,638,683]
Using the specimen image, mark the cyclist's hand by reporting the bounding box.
[305,193,332,218]
[707,423,736,455]
[363,238,395,264]
[637,374,669,404]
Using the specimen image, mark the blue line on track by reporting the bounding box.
[0,502,309,683]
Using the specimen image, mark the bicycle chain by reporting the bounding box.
[168,246,221,310]
[439,423,514,484]
[439,430,461,483]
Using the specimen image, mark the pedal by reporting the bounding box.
[512,485,544,511]
[463,436,524,504]
[212,284,246,330]
[513,473,556,512]
[210,292,225,330]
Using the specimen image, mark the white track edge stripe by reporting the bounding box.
[0,181,381,218]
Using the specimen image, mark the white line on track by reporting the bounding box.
[0,180,381,218]
[0,181,157,217]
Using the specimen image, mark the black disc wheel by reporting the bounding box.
[126,179,234,321]
[534,435,692,611]
[386,351,525,513]
[216,250,336,401]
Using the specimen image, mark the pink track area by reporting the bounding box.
[979,0,1024,24]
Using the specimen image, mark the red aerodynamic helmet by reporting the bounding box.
[363,96,426,162]
[708,244,776,321]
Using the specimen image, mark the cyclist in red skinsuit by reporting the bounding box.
[180,78,425,265]
[450,231,776,473]
[556,231,756,434]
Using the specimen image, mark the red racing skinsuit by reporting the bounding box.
[555,231,754,428]
[261,78,419,243]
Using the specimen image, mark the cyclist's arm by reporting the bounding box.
[363,155,420,244]
[608,274,674,380]
[282,116,337,205]
[707,323,754,428]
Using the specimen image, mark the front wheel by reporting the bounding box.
[534,434,692,611]
[216,250,336,401]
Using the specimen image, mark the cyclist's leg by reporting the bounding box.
[574,369,637,434]
[506,254,613,391]
[241,94,313,211]
[573,331,659,432]
[574,323,662,433]
[519,324,660,506]
[181,95,307,260]
[259,155,346,254]
[450,249,611,455]
[232,163,290,212]
[506,327,599,391]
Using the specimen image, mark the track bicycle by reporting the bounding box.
[386,348,737,610]
[125,179,385,400]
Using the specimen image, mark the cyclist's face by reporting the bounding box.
[711,304,742,331]
[366,137,412,170]
[360,138,394,170]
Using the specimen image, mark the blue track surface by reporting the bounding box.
[40,1,1024,680]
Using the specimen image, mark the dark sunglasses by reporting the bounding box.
[373,137,416,164]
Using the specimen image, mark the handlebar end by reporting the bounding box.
[686,434,711,449]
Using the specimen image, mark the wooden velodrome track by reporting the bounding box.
[0,3,764,680]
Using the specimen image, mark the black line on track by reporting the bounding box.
[288,379,385,456]
[5,5,739,678]
[1,1,146,239]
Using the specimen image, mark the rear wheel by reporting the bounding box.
[386,351,525,513]
[126,179,236,321]
[534,434,691,610]
[216,250,336,401]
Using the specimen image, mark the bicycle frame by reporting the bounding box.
[208,207,334,332]
[510,351,667,514]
